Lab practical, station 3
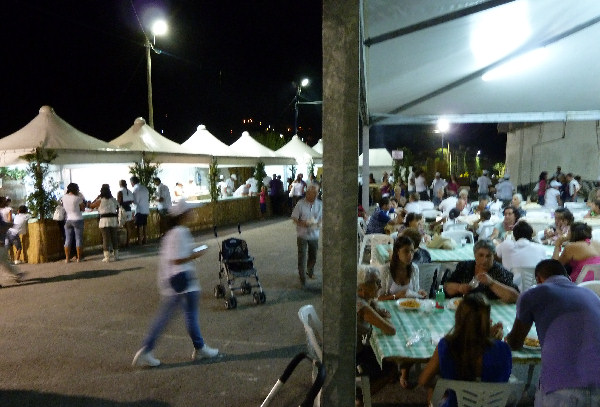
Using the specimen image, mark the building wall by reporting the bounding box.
[506,121,600,187]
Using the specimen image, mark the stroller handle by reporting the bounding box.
[238,223,241,234]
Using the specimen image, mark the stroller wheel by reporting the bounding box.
[213,284,225,298]
[225,296,237,310]
[253,291,267,305]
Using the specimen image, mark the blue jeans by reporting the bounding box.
[64,219,84,247]
[142,290,205,351]
[535,386,600,407]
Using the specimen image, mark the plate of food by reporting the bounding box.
[445,298,462,310]
[398,299,421,310]
[523,336,541,350]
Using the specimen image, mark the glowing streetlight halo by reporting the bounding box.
[151,20,168,37]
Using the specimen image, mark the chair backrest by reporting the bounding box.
[565,201,587,210]
[592,229,600,242]
[443,222,468,232]
[431,379,524,407]
[441,230,474,245]
[578,280,600,297]
[422,209,442,220]
[478,224,495,240]
[298,305,323,362]
[512,267,536,292]
[359,233,393,265]
[575,263,600,283]
[358,217,366,233]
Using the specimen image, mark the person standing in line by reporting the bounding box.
[117,179,135,248]
[477,170,492,198]
[130,176,150,245]
[5,205,30,264]
[225,174,236,196]
[566,173,580,202]
[245,174,259,197]
[132,200,219,367]
[62,183,86,263]
[495,174,514,207]
[506,259,600,406]
[430,172,447,201]
[290,173,307,207]
[291,183,322,286]
[268,174,281,215]
[153,177,172,237]
[415,170,428,201]
[89,184,119,262]
[259,185,267,220]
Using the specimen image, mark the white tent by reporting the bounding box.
[181,125,259,166]
[110,118,211,164]
[358,148,392,167]
[276,135,322,165]
[362,0,600,125]
[0,105,137,165]
[312,139,323,154]
[229,131,295,165]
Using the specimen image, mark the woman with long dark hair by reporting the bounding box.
[132,200,219,367]
[418,293,511,406]
[89,184,119,262]
[537,171,548,206]
[61,183,85,262]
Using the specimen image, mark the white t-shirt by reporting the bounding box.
[544,188,561,210]
[291,198,323,240]
[415,175,426,193]
[9,213,30,235]
[291,181,305,197]
[496,238,547,271]
[476,219,496,240]
[438,196,458,217]
[62,193,84,221]
[158,226,199,296]
[246,177,259,194]
[132,183,150,215]
[569,179,580,197]
[404,201,421,214]
[98,197,119,228]
[156,183,172,211]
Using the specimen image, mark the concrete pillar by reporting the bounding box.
[322,1,359,405]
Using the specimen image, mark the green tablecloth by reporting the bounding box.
[427,243,475,262]
[370,299,541,367]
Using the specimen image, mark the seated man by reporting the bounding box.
[366,196,402,234]
[404,192,421,214]
[506,260,600,406]
[437,191,458,217]
[443,239,519,303]
[495,220,547,271]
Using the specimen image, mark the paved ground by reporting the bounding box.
[0,217,537,406]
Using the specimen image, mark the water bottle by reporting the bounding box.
[435,285,445,309]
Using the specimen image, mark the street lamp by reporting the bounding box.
[145,19,168,128]
[436,118,450,174]
[294,78,310,136]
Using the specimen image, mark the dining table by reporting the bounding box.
[369,298,541,392]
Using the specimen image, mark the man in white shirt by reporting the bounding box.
[438,191,458,217]
[246,175,259,196]
[130,176,150,245]
[495,174,515,205]
[567,173,580,202]
[291,183,322,285]
[415,170,428,200]
[477,170,492,198]
[153,177,172,237]
[495,220,548,290]
[225,174,237,196]
[430,172,447,199]
[544,180,562,210]
[404,192,421,214]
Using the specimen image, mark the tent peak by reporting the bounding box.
[134,117,146,127]
[39,105,54,114]
[197,124,206,130]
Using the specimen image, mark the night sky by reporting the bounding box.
[2,0,323,145]
[2,1,505,158]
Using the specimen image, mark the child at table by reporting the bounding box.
[356,265,396,405]
[417,293,511,407]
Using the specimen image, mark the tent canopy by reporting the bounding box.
[362,0,600,126]
[0,105,138,165]
[110,118,211,165]
[229,131,295,165]
[312,139,323,154]
[358,148,393,167]
[181,125,234,157]
[276,135,322,165]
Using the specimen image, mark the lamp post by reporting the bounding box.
[145,20,168,129]
[436,118,450,175]
[294,78,310,136]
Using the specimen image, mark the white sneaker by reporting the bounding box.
[192,344,219,360]
[13,260,22,265]
[132,347,160,367]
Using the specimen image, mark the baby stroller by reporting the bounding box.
[213,225,266,309]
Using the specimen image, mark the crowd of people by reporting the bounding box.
[355,167,600,406]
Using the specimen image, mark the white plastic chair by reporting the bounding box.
[298,305,371,407]
[357,218,367,259]
[441,230,474,245]
[575,263,600,283]
[421,209,442,220]
[431,378,524,407]
[443,222,468,232]
[578,280,600,297]
[478,224,495,240]
[420,200,435,210]
[511,267,536,292]
[565,201,587,210]
[358,233,394,265]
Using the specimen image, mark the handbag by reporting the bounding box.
[53,204,66,221]
[169,271,189,293]
[118,206,127,227]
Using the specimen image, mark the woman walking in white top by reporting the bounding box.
[61,183,85,263]
[89,184,119,262]
[117,179,134,247]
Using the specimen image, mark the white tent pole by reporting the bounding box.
[362,125,370,211]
